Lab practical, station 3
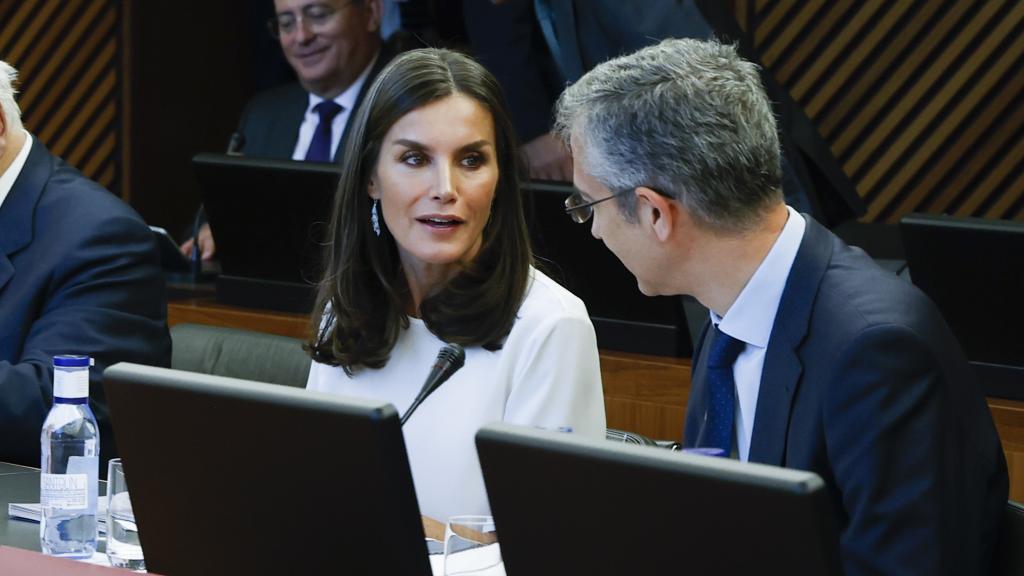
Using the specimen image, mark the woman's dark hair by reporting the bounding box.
[307,48,532,372]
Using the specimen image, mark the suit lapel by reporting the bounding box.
[0,253,12,294]
[0,139,49,293]
[335,42,394,163]
[267,85,307,160]
[747,216,833,465]
[683,319,712,445]
[534,0,584,82]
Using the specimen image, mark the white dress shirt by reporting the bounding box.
[307,268,607,521]
[291,53,379,161]
[710,206,806,461]
[0,131,32,210]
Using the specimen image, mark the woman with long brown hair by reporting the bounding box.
[306,48,604,522]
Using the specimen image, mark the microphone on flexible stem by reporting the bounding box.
[400,343,466,426]
[190,206,204,283]
[190,132,245,281]
[226,131,245,156]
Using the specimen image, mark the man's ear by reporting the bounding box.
[635,186,674,242]
[366,0,384,33]
[0,109,8,158]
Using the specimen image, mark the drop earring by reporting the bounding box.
[371,199,381,237]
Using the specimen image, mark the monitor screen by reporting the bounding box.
[901,213,1024,367]
[103,362,431,575]
[193,153,341,312]
[476,423,841,575]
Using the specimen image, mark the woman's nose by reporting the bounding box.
[433,163,456,202]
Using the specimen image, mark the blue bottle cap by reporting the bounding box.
[53,355,92,368]
[682,447,727,457]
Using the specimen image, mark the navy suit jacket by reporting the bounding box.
[465,0,865,225]
[684,216,1008,575]
[0,139,171,467]
[235,45,393,162]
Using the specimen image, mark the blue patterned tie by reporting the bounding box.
[305,100,344,162]
[704,326,745,455]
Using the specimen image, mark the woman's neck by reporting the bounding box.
[401,260,457,317]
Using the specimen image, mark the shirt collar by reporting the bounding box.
[305,51,379,115]
[711,206,806,349]
[0,131,33,211]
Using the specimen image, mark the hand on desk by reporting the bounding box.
[180,222,216,261]
[521,132,573,182]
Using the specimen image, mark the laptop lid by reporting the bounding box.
[900,213,1024,367]
[103,363,431,575]
[192,153,340,285]
[476,423,841,575]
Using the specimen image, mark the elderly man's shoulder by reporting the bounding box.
[33,151,150,241]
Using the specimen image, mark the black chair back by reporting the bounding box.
[993,500,1024,575]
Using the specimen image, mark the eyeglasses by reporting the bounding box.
[564,188,633,224]
[267,1,351,39]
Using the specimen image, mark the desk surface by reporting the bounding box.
[1,480,151,576]
[0,462,34,476]
[0,468,43,551]
[1,467,108,553]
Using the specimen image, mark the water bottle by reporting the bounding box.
[40,355,99,558]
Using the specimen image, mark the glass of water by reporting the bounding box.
[106,459,145,571]
[443,515,502,575]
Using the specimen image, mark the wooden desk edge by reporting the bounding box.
[168,298,1024,499]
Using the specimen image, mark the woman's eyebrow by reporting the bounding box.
[391,138,428,150]
[458,139,493,152]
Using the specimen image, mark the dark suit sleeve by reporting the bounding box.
[0,211,171,467]
[235,96,257,155]
[823,324,954,576]
[463,0,560,143]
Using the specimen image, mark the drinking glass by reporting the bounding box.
[443,515,503,575]
[105,459,145,571]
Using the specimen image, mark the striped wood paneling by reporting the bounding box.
[0,0,126,198]
[734,0,1024,223]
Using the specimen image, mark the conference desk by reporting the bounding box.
[0,462,43,552]
[167,294,1024,501]
[0,466,167,575]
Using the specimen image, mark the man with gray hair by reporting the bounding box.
[555,38,1006,575]
[0,60,171,468]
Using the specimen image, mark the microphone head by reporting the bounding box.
[227,132,246,155]
[400,343,466,426]
[437,343,465,370]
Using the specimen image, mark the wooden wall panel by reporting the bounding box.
[732,0,1024,223]
[0,0,126,198]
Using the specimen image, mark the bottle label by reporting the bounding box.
[54,369,89,399]
[40,473,89,510]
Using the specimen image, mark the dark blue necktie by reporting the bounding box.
[305,100,343,162]
[703,326,745,455]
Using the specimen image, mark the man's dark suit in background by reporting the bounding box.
[183,0,393,258]
[0,138,172,467]
[684,217,1007,575]
[465,0,865,224]
[235,43,394,161]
